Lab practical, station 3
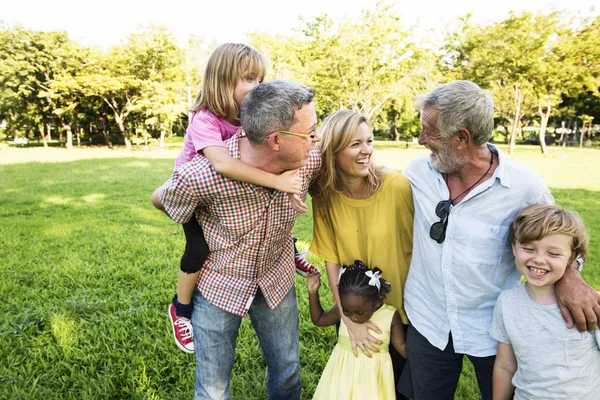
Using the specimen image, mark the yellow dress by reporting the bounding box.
[312,304,397,400]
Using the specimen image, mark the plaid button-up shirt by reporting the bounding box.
[160,131,321,316]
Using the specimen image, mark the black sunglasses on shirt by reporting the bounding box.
[429,199,452,244]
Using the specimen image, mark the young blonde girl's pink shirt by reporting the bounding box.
[174,109,239,170]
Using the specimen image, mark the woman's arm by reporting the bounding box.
[325,261,383,357]
[492,342,517,400]
[204,146,302,194]
[390,311,407,358]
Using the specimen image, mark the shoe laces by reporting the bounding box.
[295,251,311,267]
[296,250,310,259]
[174,318,193,341]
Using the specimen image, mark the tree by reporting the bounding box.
[0,25,92,149]
[37,40,90,150]
[81,25,184,150]
[0,25,56,142]
[443,11,577,154]
[251,1,436,133]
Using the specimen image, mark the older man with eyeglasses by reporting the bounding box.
[398,80,600,400]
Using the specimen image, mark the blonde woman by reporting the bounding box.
[310,109,414,395]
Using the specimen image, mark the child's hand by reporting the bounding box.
[307,272,321,294]
[276,169,302,194]
[287,193,308,214]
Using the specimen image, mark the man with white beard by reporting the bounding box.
[398,80,600,400]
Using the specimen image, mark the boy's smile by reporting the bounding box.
[513,233,573,289]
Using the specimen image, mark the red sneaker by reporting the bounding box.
[295,251,320,277]
[168,304,194,354]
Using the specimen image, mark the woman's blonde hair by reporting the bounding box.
[190,43,267,122]
[311,109,384,211]
[509,204,589,263]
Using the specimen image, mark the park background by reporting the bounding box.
[1,0,600,398]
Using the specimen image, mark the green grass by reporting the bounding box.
[0,144,598,399]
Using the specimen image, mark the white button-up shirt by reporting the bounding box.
[403,144,554,357]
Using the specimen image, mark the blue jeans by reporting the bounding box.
[191,285,301,400]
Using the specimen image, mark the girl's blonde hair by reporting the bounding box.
[509,204,589,263]
[311,109,384,211]
[190,43,267,122]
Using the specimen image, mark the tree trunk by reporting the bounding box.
[115,114,131,151]
[103,130,112,148]
[39,124,48,148]
[537,98,550,155]
[101,119,112,148]
[389,124,397,141]
[77,128,82,147]
[558,121,565,146]
[500,124,509,144]
[160,124,166,150]
[509,87,522,155]
[64,123,73,151]
[46,124,52,141]
[187,85,193,118]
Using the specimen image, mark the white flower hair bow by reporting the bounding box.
[365,270,381,291]
[338,267,347,283]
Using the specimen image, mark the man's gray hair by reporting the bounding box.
[416,80,494,145]
[241,80,315,144]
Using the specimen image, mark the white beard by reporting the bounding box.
[430,146,467,174]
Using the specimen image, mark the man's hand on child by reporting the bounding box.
[287,193,308,214]
[555,266,600,332]
[277,169,302,194]
[307,272,321,294]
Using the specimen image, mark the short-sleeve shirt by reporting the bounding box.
[161,132,322,316]
[174,109,239,169]
[402,144,554,356]
[310,170,414,323]
[490,284,600,399]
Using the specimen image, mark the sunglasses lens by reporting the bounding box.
[430,222,443,242]
[435,200,450,218]
[430,200,450,244]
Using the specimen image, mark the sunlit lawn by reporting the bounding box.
[0,143,598,399]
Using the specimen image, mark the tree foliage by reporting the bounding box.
[250,1,439,138]
[0,24,188,150]
[443,11,600,153]
[0,6,599,149]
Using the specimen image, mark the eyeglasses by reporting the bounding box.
[269,130,316,139]
[430,199,452,244]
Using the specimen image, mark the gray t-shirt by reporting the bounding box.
[490,283,600,399]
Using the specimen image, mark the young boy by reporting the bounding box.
[490,204,600,400]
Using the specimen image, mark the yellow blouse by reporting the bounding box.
[310,170,414,323]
